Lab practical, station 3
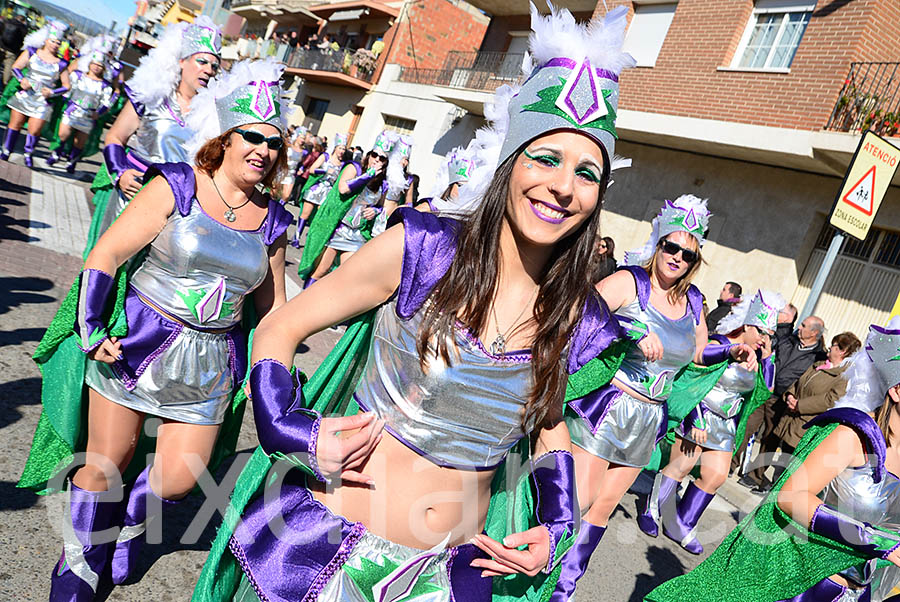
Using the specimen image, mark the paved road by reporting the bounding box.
[0,143,761,600]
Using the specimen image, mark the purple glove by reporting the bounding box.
[700,342,735,366]
[345,168,377,195]
[74,269,115,353]
[761,356,775,390]
[249,359,326,482]
[530,450,578,572]
[312,168,327,176]
[97,91,119,116]
[48,86,69,97]
[12,68,24,81]
[810,503,900,559]
[103,143,130,184]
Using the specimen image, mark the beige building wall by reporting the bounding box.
[288,82,366,140]
[604,140,900,334]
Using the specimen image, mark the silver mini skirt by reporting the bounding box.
[61,111,95,135]
[675,411,738,453]
[327,222,367,253]
[7,89,54,121]
[568,388,665,468]
[84,325,234,425]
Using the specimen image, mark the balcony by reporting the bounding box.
[825,62,900,138]
[398,50,524,93]
[463,0,594,16]
[285,46,377,90]
[229,0,320,23]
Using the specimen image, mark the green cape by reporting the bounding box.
[192,310,573,602]
[82,162,118,260]
[645,357,772,471]
[296,163,363,280]
[645,419,890,601]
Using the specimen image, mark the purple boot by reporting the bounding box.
[110,466,180,584]
[637,473,680,538]
[289,217,307,248]
[549,521,606,601]
[23,133,37,167]
[49,483,121,601]
[46,148,62,166]
[1,128,18,160]
[66,147,83,174]
[664,481,715,554]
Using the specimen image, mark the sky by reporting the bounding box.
[45,0,136,32]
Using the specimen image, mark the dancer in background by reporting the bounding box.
[637,289,780,555]
[289,131,348,247]
[374,134,413,235]
[193,5,635,601]
[646,318,900,602]
[1,19,69,166]
[415,145,475,213]
[81,16,222,257]
[26,59,291,601]
[46,47,116,173]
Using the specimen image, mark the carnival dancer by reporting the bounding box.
[646,317,900,602]
[281,129,304,201]
[192,5,635,601]
[45,48,116,173]
[82,16,222,257]
[372,134,413,236]
[416,145,476,214]
[636,289,781,555]
[1,19,69,166]
[553,194,757,600]
[289,132,349,247]
[296,131,392,285]
[22,59,291,601]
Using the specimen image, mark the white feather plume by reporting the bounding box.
[428,148,456,199]
[77,35,111,72]
[184,58,288,161]
[24,27,49,50]
[716,289,787,335]
[386,134,413,199]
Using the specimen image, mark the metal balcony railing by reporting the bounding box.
[285,46,377,84]
[398,50,525,92]
[826,62,900,138]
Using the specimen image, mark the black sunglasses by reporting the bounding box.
[234,128,284,150]
[660,240,699,264]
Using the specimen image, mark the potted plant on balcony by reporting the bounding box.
[351,48,377,79]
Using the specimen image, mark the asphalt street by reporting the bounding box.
[0,141,759,600]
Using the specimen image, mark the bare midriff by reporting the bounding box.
[310,428,496,550]
[611,377,661,404]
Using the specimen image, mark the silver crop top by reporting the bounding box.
[341,183,384,228]
[822,458,900,587]
[614,297,696,401]
[67,72,113,112]
[129,199,270,329]
[129,92,192,164]
[354,301,532,470]
[702,363,757,419]
[23,52,63,91]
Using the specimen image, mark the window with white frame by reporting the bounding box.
[622,2,678,67]
[383,115,416,136]
[732,0,815,70]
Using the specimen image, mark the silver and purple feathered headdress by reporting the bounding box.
[835,317,900,413]
[78,34,113,71]
[716,289,786,335]
[448,2,635,216]
[372,130,396,156]
[185,58,288,159]
[333,132,349,148]
[24,19,68,49]
[387,135,413,199]
[126,16,222,110]
[624,194,711,266]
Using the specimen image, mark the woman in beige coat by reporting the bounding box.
[774,331,861,451]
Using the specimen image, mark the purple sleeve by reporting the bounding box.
[122,83,145,117]
[103,143,130,183]
[74,269,115,353]
[142,163,196,216]
[567,292,623,374]
[12,68,24,80]
[686,285,704,326]
[805,408,887,482]
[761,356,775,390]
[699,342,734,366]
[262,198,294,245]
[616,265,651,310]
[530,450,578,573]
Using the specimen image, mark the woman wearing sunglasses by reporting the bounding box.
[80,16,222,257]
[554,195,755,598]
[27,60,291,601]
[297,133,392,286]
[636,289,781,555]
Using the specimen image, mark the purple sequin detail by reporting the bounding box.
[457,324,532,363]
[543,57,620,82]
[113,322,183,391]
[228,537,272,602]
[307,416,327,482]
[301,522,366,602]
[805,408,887,483]
[447,547,460,602]
[226,334,238,386]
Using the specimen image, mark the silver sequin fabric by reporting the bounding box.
[6,52,64,120]
[303,160,342,206]
[61,71,114,133]
[675,363,756,452]
[128,91,192,165]
[327,185,383,253]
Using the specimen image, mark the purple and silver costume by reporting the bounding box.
[61,71,116,134]
[7,49,68,121]
[303,156,342,206]
[326,180,389,253]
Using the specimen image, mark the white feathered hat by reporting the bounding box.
[623,194,712,266]
[23,19,67,50]
[716,289,786,335]
[835,316,900,413]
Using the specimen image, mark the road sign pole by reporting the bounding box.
[799,231,845,322]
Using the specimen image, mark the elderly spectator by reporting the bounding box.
[738,314,827,491]
[706,281,742,332]
[590,236,616,283]
[772,332,862,453]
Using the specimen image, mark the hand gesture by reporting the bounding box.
[469,528,551,578]
[690,426,708,446]
[731,343,758,373]
[20,79,31,91]
[361,207,378,220]
[760,334,773,359]
[638,332,664,362]
[88,336,122,364]
[315,412,384,485]
[785,393,798,412]
[118,169,144,199]
[41,86,54,98]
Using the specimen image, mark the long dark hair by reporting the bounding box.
[363,150,388,196]
[416,150,610,430]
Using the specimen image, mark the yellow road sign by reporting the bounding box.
[829,131,900,240]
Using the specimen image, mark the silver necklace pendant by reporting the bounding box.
[224,208,237,222]
[490,333,506,356]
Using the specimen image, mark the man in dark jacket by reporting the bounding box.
[734,308,827,490]
[706,281,742,332]
[1,15,28,85]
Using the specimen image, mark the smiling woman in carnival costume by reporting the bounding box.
[82,16,222,257]
[646,317,900,602]
[20,59,291,601]
[192,5,636,601]
[636,289,781,555]
[554,194,757,599]
[1,20,70,166]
